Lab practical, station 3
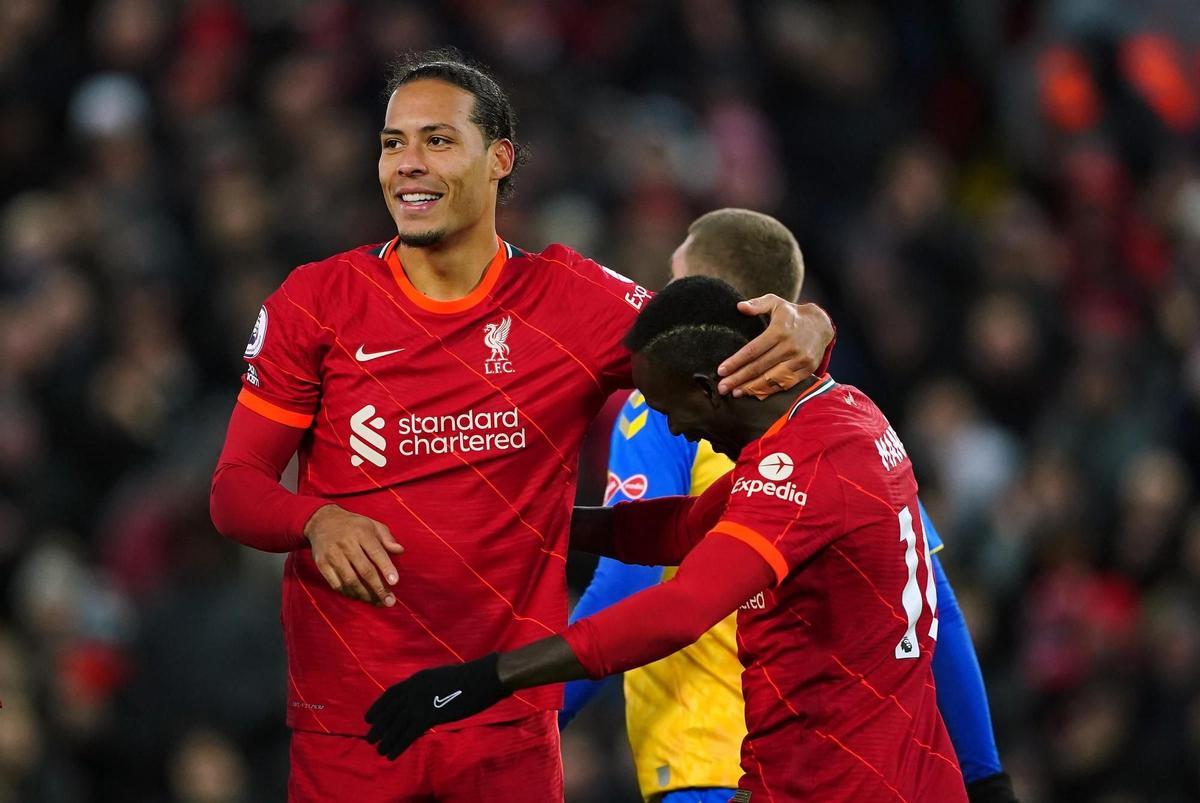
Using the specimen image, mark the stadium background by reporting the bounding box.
[2,0,1199,801]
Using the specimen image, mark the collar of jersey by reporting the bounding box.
[761,374,836,439]
[381,235,508,314]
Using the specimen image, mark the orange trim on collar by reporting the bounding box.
[383,236,507,314]
[762,374,831,439]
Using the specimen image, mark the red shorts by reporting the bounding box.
[288,712,563,803]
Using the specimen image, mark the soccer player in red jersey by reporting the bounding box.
[365,276,968,803]
[209,50,833,802]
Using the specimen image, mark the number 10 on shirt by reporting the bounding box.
[895,506,938,659]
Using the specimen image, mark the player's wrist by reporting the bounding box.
[302,504,340,543]
[966,771,1018,803]
[473,652,506,698]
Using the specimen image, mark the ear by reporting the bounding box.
[692,373,723,408]
[490,138,515,182]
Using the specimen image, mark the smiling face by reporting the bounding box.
[632,351,746,458]
[378,79,514,248]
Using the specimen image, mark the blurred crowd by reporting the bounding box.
[2,1,1199,801]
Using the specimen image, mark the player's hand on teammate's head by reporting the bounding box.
[716,298,834,399]
[303,505,404,606]
[365,653,508,759]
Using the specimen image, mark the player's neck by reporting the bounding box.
[732,375,821,447]
[397,221,501,302]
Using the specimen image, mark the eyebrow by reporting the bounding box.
[379,124,462,136]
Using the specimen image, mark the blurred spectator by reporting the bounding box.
[167,728,250,803]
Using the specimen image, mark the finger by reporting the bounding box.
[367,698,404,740]
[347,547,393,606]
[385,727,420,761]
[377,724,403,757]
[735,293,784,316]
[365,688,388,723]
[363,537,400,588]
[716,329,772,381]
[719,341,794,396]
[381,728,403,759]
[376,523,405,555]
[329,554,372,602]
[370,715,405,749]
[374,725,399,756]
[316,561,344,594]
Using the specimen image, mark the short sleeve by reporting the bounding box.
[560,253,651,392]
[237,271,324,429]
[709,440,845,585]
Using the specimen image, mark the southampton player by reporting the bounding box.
[563,209,1017,803]
[209,51,833,802]
[364,276,968,802]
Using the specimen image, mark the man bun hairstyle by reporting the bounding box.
[384,47,528,201]
[624,276,766,378]
[684,208,804,302]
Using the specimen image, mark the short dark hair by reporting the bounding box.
[684,209,804,301]
[383,48,527,201]
[624,276,765,377]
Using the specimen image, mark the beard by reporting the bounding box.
[397,228,447,247]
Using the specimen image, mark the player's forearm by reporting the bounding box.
[564,534,772,678]
[210,403,326,552]
[931,555,1004,783]
[567,505,616,555]
[210,462,328,552]
[498,635,589,690]
[571,495,704,564]
[500,589,720,694]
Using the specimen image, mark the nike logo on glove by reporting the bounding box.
[356,346,405,362]
[433,691,463,708]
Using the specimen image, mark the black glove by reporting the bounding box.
[966,772,1018,803]
[365,653,507,759]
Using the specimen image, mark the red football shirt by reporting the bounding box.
[710,377,966,802]
[239,236,649,735]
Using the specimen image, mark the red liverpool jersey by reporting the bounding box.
[239,236,650,735]
[709,377,967,802]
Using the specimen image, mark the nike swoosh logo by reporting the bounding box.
[433,690,463,709]
[355,346,405,362]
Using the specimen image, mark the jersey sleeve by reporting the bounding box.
[558,252,651,392]
[929,553,1003,782]
[238,270,326,429]
[564,534,775,679]
[709,438,846,585]
[917,499,944,553]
